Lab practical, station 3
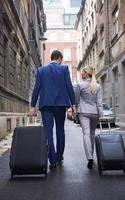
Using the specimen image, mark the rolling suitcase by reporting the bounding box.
[10,117,48,179]
[95,119,125,175]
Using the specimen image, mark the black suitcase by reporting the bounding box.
[95,120,125,175]
[10,125,48,179]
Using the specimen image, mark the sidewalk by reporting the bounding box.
[0,133,12,156]
[0,120,125,200]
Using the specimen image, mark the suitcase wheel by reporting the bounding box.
[98,168,102,176]
[42,167,47,179]
[41,172,47,179]
[44,168,47,179]
[98,164,103,176]
[123,167,125,174]
[44,172,47,179]
[11,173,14,180]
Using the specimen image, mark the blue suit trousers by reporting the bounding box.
[41,106,66,165]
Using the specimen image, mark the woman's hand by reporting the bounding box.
[72,105,77,114]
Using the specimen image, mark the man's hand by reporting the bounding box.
[72,105,77,114]
[28,107,36,117]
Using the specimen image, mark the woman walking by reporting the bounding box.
[75,66,103,169]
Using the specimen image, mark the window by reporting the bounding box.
[68,65,72,80]
[70,0,81,7]
[22,117,25,125]
[99,0,104,11]
[115,96,119,105]
[109,97,113,108]
[16,118,20,126]
[63,14,76,25]
[86,27,89,45]
[113,66,118,82]
[91,12,94,31]
[82,37,84,51]
[84,32,86,48]
[89,20,91,39]
[51,0,58,2]
[103,103,109,110]
[112,7,119,38]
[101,74,107,97]
[3,35,8,87]
[63,48,71,61]
[7,119,11,132]
[0,96,4,112]
[9,48,16,91]
[64,15,70,25]
[89,54,92,66]
[93,48,95,67]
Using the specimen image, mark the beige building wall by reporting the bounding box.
[74,0,125,125]
[0,0,46,135]
[45,41,77,82]
[97,0,125,125]
[44,29,78,82]
[44,1,79,84]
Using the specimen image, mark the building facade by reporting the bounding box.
[43,0,80,83]
[0,0,46,136]
[96,0,125,125]
[76,0,98,75]
[76,0,125,125]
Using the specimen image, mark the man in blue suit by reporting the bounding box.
[29,50,76,170]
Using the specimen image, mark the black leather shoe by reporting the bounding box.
[87,159,93,169]
[57,156,64,165]
[49,163,57,170]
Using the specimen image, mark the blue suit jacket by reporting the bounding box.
[31,62,75,110]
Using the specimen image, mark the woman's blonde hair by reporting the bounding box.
[83,66,97,94]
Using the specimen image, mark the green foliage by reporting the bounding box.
[0,130,10,141]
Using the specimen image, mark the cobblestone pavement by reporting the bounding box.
[0,120,125,200]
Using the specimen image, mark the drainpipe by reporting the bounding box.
[105,0,112,108]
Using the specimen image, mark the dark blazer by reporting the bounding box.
[31,62,75,110]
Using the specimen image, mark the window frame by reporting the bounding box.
[63,14,77,25]
[112,6,119,38]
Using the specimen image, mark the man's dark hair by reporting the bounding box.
[51,50,63,60]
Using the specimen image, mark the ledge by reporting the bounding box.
[0,85,29,104]
[0,112,27,117]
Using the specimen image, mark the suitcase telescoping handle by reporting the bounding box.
[27,114,37,126]
[99,117,111,134]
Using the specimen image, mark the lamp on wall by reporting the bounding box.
[39,35,47,41]
[29,34,47,42]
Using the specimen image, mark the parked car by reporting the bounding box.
[67,103,115,127]
[99,103,115,126]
